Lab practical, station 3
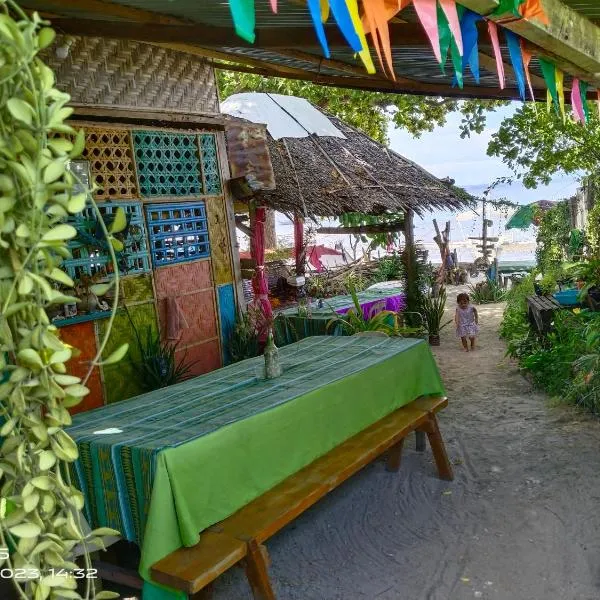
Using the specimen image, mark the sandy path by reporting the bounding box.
[214,287,600,600]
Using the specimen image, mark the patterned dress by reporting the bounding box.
[456,305,479,338]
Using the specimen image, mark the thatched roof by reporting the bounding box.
[222,93,472,219]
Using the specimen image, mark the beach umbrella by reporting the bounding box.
[505,200,555,230]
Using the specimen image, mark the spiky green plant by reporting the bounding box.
[421,288,453,335]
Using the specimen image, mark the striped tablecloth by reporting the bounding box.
[68,336,444,599]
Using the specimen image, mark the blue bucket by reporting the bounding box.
[553,289,580,306]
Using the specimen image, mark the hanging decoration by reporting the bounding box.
[329,0,363,52]
[362,0,398,78]
[459,9,482,83]
[580,81,590,122]
[413,0,442,63]
[556,68,566,121]
[439,4,462,87]
[520,41,536,103]
[307,0,331,57]
[346,0,376,74]
[321,0,330,22]
[505,30,526,100]
[438,0,463,55]
[228,0,256,43]
[519,0,549,24]
[269,0,277,13]
[487,21,505,89]
[571,79,585,123]
[539,58,559,113]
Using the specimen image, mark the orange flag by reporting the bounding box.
[519,0,550,25]
[362,0,396,77]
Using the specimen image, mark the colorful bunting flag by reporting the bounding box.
[519,0,550,24]
[572,79,585,123]
[487,21,505,89]
[460,9,482,83]
[346,0,376,74]
[228,0,256,43]
[329,0,363,53]
[439,4,463,88]
[269,0,277,13]
[413,0,442,63]
[321,0,329,22]
[362,0,396,78]
[307,0,331,57]
[493,0,522,17]
[505,30,525,100]
[539,58,559,113]
[520,41,536,103]
[580,81,590,122]
[556,68,565,121]
[438,0,463,56]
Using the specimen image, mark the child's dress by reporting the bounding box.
[456,306,479,338]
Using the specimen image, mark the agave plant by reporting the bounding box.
[327,286,409,336]
[421,288,453,344]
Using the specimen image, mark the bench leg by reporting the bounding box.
[386,438,404,472]
[421,416,454,481]
[191,583,214,600]
[415,431,426,452]
[244,539,276,600]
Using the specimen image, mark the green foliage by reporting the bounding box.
[342,270,368,293]
[373,252,404,282]
[339,212,404,250]
[217,70,507,143]
[421,288,453,336]
[0,5,122,599]
[586,197,600,256]
[487,102,600,188]
[469,280,507,304]
[229,309,260,363]
[535,202,572,275]
[128,321,194,391]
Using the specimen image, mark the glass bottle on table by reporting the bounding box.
[264,328,282,379]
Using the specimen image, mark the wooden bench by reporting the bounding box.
[527,295,561,334]
[151,396,453,599]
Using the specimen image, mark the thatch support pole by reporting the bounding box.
[293,214,305,277]
[403,208,416,295]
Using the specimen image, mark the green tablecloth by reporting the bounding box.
[68,336,444,599]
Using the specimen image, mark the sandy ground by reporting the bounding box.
[213,285,600,600]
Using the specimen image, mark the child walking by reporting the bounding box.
[455,292,479,351]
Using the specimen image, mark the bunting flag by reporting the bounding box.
[520,41,536,103]
[572,79,585,123]
[307,0,331,57]
[493,0,522,17]
[556,68,566,121]
[580,81,590,122]
[329,0,363,52]
[438,0,463,56]
[346,0,376,74]
[519,0,550,24]
[505,30,526,100]
[539,58,559,113]
[460,9,482,83]
[413,0,442,63]
[321,0,329,22]
[439,4,462,87]
[269,0,277,13]
[487,21,505,89]
[362,0,396,77]
[228,0,256,43]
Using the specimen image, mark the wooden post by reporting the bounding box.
[264,209,277,251]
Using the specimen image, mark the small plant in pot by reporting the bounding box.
[421,287,453,346]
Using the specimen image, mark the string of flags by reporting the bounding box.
[227,0,597,124]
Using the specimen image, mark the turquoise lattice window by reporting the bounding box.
[63,201,151,280]
[200,134,222,195]
[133,131,203,197]
[146,202,210,267]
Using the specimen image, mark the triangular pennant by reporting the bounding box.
[460,9,482,83]
[519,0,550,25]
[439,5,463,87]
[547,89,552,113]
[571,79,584,123]
[362,0,396,78]
[413,0,442,63]
[520,41,536,103]
[505,30,526,100]
[228,0,256,43]
[556,68,566,121]
[580,81,590,122]
[269,0,277,12]
[329,0,363,52]
[439,0,463,56]
[346,0,376,74]
[321,0,330,22]
[487,21,505,89]
[539,58,559,112]
[493,0,523,17]
[307,0,331,57]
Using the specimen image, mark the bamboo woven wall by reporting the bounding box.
[43,36,219,113]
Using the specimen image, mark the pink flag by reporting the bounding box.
[270,0,277,12]
[487,21,505,90]
[413,0,442,63]
[571,78,585,123]
[520,41,536,102]
[439,0,463,56]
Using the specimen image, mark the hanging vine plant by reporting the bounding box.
[0,3,125,599]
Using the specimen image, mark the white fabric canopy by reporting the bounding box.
[221,93,346,141]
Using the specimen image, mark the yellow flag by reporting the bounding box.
[320,0,329,22]
[546,89,552,113]
[346,0,376,74]
[556,68,565,121]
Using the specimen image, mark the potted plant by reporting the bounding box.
[421,287,453,346]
